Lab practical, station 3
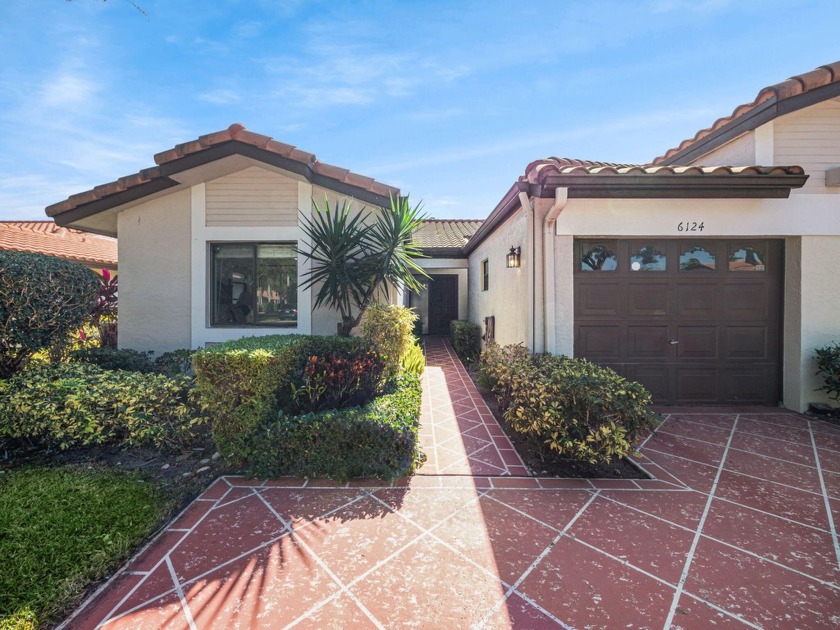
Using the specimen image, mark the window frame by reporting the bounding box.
[208,241,298,328]
[481,258,489,291]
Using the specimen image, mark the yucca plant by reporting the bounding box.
[297,195,430,336]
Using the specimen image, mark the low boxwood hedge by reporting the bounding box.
[243,374,424,481]
[450,320,481,365]
[0,362,199,451]
[191,335,387,466]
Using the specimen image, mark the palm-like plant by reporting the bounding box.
[298,194,429,336]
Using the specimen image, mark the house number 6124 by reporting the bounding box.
[677,221,704,232]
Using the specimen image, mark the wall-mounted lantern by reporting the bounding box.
[506,246,521,268]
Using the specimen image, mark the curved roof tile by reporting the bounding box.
[0,221,117,268]
[653,61,840,165]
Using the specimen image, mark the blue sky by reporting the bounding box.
[1,0,838,221]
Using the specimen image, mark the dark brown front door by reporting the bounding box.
[574,239,783,405]
[428,275,459,335]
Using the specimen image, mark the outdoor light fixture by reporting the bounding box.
[506,246,521,268]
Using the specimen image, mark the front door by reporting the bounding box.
[428,275,459,335]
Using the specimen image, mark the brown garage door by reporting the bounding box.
[574,239,783,405]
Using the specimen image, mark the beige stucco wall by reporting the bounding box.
[117,189,192,352]
[468,211,528,346]
[692,132,757,166]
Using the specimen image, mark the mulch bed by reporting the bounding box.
[465,365,648,480]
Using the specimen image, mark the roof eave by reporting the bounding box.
[659,81,840,165]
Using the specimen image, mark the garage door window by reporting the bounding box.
[630,244,666,272]
[729,246,765,272]
[580,243,617,271]
[679,245,716,271]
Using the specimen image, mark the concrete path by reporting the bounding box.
[68,338,840,629]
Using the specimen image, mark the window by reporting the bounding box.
[481,259,489,291]
[630,244,666,271]
[579,243,617,271]
[729,246,765,272]
[211,243,297,327]
[680,245,716,271]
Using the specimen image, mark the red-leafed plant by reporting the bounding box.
[291,350,386,413]
[88,268,118,348]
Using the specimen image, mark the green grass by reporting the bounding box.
[0,466,168,629]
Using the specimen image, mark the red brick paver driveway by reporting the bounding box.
[66,339,840,629]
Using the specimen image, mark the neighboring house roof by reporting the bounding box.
[414,219,483,257]
[0,221,117,269]
[46,123,400,225]
[653,61,840,165]
[464,157,808,255]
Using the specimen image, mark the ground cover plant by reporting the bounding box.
[478,343,657,467]
[0,466,170,630]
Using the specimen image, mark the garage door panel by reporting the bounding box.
[576,325,621,359]
[675,368,719,402]
[630,365,671,401]
[676,283,718,319]
[627,326,669,358]
[576,282,621,317]
[676,326,718,359]
[722,284,768,320]
[627,282,668,317]
[725,326,769,359]
[723,367,774,402]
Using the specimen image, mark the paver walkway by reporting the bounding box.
[67,339,840,629]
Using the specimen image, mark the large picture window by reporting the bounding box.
[211,243,297,327]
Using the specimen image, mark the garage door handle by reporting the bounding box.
[669,339,680,345]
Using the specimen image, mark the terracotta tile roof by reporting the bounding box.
[413,219,484,250]
[0,221,117,268]
[653,61,840,165]
[46,123,399,219]
[525,157,805,184]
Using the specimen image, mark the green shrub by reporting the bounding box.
[815,342,840,402]
[361,304,418,378]
[0,252,99,378]
[244,374,424,481]
[450,320,481,365]
[479,344,657,464]
[69,347,155,372]
[153,349,196,377]
[400,342,425,377]
[191,335,380,465]
[0,363,200,451]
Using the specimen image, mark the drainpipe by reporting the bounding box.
[517,191,537,351]
[543,187,568,355]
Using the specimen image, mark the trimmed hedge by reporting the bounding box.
[191,335,385,465]
[450,320,481,365]
[479,343,657,464]
[0,362,199,451]
[815,342,840,402]
[69,347,156,372]
[0,252,99,378]
[243,374,424,481]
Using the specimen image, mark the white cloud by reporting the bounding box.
[40,69,100,108]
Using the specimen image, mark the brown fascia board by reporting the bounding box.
[660,81,840,165]
[463,173,808,255]
[420,247,468,258]
[52,140,397,226]
[533,173,809,198]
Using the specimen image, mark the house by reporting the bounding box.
[0,220,117,274]
[46,61,840,411]
[462,61,840,411]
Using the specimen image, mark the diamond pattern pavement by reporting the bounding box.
[65,338,840,629]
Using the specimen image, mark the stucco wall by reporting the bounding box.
[117,189,192,352]
[692,132,756,166]
[468,211,528,346]
[794,236,840,409]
